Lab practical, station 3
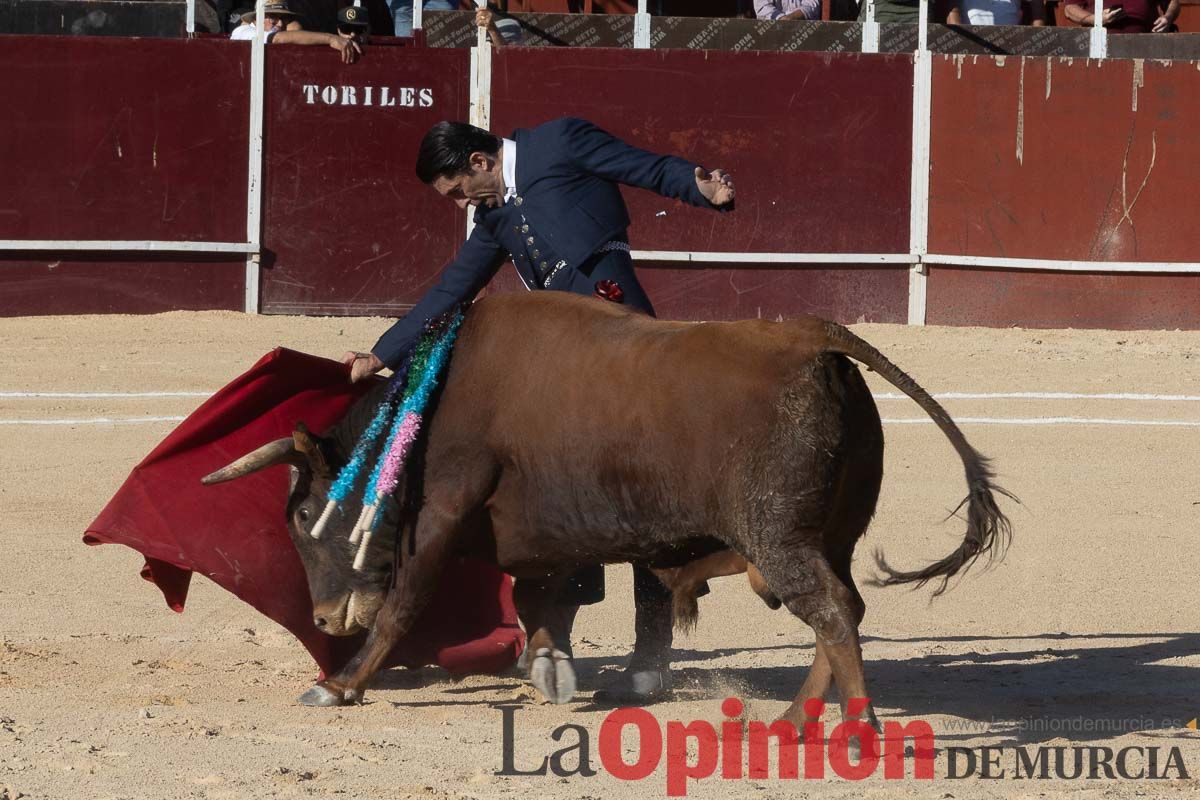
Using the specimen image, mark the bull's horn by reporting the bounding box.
[201,438,300,485]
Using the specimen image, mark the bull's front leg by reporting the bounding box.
[298,507,458,707]
[512,574,578,704]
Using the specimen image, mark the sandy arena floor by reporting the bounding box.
[1,311,1199,799]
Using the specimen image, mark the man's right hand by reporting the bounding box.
[341,351,384,382]
[331,35,363,64]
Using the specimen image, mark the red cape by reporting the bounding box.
[84,348,524,678]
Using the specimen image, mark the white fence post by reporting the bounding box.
[907,0,931,325]
[243,0,267,313]
[1089,0,1108,58]
[635,0,652,49]
[861,0,879,53]
[466,0,493,241]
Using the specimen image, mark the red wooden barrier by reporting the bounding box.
[1,36,249,314]
[927,55,1200,328]
[259,46,469,315]
[490,48,914,256]
[1,37,248,242]
[3,36,1198,329]
[486,47,913,323]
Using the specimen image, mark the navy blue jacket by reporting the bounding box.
[372,117,724,367]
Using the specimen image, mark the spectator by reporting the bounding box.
[755,0,821,21]
[336,2,371,42]
[856,0,920,23]
[231,0,364,62]
[230,1,302,36]
[947,0,1045,25]
[1062,0,1179,32]
[388,0,456,37]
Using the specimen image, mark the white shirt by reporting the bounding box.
[963,0,1021,25]
[501,138,517,203]
[230,23,278,42]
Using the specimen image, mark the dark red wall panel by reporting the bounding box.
[927,267,1200,330]
[635,263,908,323]
[1,36,249,243]
[0,257,244,315]
[487,261,908,323]
[259,46,468,315]
[929,55,1199,263]
[489,48,914,256]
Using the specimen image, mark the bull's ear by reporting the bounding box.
[293,423,334,480]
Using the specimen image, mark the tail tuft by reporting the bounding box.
[871,455,1016,596]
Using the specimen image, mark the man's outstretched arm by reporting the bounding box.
[343,225,507,381]
[557,117,735,210]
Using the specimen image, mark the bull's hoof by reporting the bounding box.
[592,668,673,706]
[845,733,882,762]
[529,648,576,704]
[297,683,347,707]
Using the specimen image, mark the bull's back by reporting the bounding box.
[428,293,854,559]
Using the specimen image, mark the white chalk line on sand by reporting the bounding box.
[0,416,187,426]
[881,417,1200,427]
[0,391,211,398]
[873,391,1200,401]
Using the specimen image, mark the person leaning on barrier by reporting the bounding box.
[947,0,1045,25]
[755,0,821,21]
[1062,0,1179,32]
[230,0,364,63]
[341,117,734,704]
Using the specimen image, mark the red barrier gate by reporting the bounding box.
[2,34,1198,328]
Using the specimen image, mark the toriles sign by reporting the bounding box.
[299,84,435,108]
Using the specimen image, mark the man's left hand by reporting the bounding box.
[695,167,735,208]
[1152,14,1172,31]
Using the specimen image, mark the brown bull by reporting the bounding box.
[204,291,1011,728]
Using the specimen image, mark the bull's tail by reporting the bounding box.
[820,320,1015,596]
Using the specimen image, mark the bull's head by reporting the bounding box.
[201,425,398,636]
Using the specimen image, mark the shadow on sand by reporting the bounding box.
[381,631,1200,747]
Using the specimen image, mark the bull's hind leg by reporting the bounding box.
[593,564,675,705]
[780,352,883,728]
[512,574,578,704]
[753,547,879,737]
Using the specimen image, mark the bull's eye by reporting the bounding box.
[298,507,311,523]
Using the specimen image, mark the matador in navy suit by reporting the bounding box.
[345,116,735,703]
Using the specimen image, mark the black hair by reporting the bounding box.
[415,122,501,185]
